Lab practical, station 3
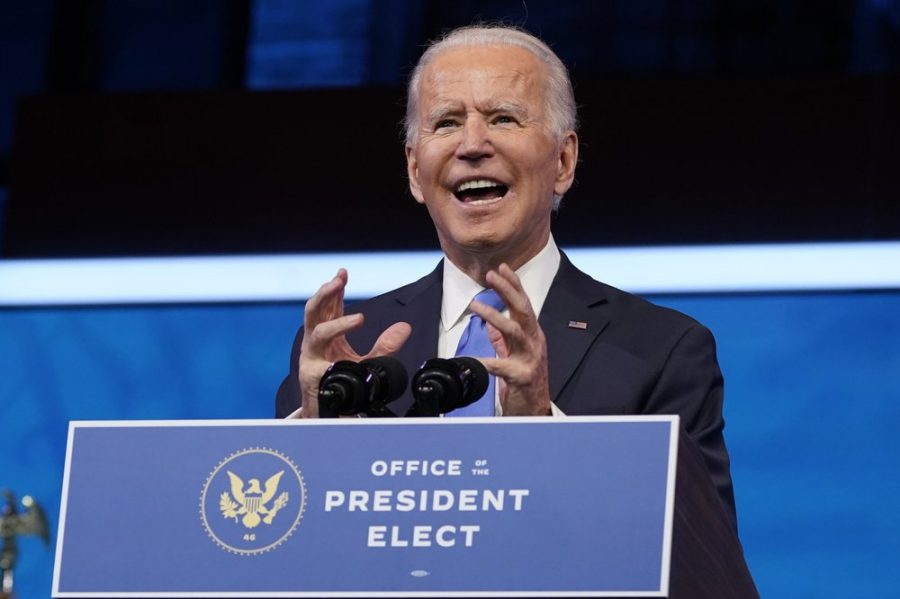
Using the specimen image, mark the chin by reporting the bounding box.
[459,232,506,251]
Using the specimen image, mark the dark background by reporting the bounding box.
[2,4,900,598]
[1,0,898,258]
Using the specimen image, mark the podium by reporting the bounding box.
[53,417,756,597]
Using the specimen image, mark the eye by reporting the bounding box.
[492,114,518,126]
[434,119,459,130]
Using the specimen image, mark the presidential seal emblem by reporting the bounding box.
[200,447,306,555]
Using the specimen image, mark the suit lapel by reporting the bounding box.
[384,254,610,413]
[387,262,443,416]
[540,253,610,403]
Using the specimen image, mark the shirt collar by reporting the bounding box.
[441,235,561,331]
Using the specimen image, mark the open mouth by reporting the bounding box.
[453,179,509,204]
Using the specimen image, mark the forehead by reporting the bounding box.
[418,45,548,106]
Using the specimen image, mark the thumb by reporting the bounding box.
[365,322,413,357]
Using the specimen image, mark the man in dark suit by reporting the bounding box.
[276,25,736,525]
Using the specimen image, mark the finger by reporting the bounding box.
[497,262,525,292]
[469,299,522,341]
[495,264,535,320]
[486,322,509,359]
[363,322,413,358]
[486,266,538,330]
[479,356,532,383]
[304,269,349,329]
[306,269,347,314]
[470,300,531,358]
[304,312,364,356]
[314,270,349,319]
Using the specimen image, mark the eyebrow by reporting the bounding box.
[483,101,528,117]
[425,101,529,124]
[425,104,462,124]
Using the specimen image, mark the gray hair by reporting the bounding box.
[404,25,578,147]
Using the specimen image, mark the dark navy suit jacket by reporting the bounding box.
[276,253,737,525]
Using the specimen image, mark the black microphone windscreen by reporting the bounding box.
[450,356,489,405]
[360,356,409,403]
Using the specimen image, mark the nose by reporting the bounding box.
[454,116,493,161]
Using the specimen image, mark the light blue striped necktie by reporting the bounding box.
[446,289,505,417]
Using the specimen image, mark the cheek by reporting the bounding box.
[417,159,438,183]
[508,136,558,171]
[413,141,449,180]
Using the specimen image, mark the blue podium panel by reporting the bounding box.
[53,417,678,598]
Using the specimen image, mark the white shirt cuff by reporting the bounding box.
[549,402,566,417]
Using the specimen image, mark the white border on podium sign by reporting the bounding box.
[53,416,679,598]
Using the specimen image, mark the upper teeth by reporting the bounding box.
[456,179,503,192]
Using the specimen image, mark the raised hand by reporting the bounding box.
[468,264,551,416]
[298,269,411,417]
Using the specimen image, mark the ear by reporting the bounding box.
[405,144,426,205]
[553,131,579,197]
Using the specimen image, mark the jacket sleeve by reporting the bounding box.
[643,323,737,529]
[275,325,304,418]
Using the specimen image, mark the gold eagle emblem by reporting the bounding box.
[219,470,288,529]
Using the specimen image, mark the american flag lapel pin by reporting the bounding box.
[567,320,588,330]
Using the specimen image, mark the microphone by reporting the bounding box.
[361,356,409,417]
[318,356,408,418]
[407,357,489,417]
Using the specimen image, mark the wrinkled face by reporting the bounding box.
[406,45,577,270]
